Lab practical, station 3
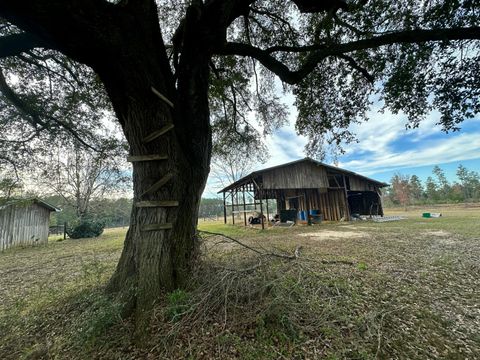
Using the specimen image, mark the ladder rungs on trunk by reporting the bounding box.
[151,86,174,108]
[141,173,174,197]
[143,123,174,143]
[127,154,168,162]
[136,200,179,207]
[141,223,173,231]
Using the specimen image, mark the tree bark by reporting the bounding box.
[103,67,211,337]
[90,9,213,339]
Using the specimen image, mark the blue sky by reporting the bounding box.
[203,93,480,197]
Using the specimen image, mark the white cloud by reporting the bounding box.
[339,131,480,175]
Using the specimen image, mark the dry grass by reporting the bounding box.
[0,207,479,359]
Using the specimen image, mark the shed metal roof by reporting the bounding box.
[218,157,389,193]
[0,198,61,212]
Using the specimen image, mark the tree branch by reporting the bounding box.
[337,54,374,83]
[0,0,128,67]
[217,27,480,84]
[0,67,98,151]
[0,32,49,58]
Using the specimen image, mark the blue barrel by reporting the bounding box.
[309,209,320,216]
[299,211,306,221]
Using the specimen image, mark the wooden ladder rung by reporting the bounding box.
[136,200,179,208]
[151,86,174,108]
[141,223,173,231]
[141,173,174,197]
[127,154,168,162]
[143,124,174,143]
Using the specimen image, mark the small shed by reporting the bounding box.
[218,158,388,227]
[0,198,60,251]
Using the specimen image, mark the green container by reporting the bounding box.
[422,212,431,218]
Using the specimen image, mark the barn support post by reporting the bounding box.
[265,193,270,227]
[242,185,247,227]
[222,192,227,224]
[259,187,265,230]
[235,189,240,224]
[259,197,264,229]
[304,190,311,226]
[342,174,351,221]
[231,190,235,225]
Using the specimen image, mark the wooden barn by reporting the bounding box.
[0,198,60,251]
[218,158,388,228]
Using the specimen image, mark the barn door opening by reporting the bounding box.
[347,191,383,217]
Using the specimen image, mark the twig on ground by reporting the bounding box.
[199,230,354,265]
[199,230,263,255]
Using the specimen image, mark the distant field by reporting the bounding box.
[0,206,479,359]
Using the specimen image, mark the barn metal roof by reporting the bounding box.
[217,157,389,193]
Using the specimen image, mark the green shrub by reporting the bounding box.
[67,219,105,239]
[74,293,123,346]
[357,262,368,271]
[165,289,191,322]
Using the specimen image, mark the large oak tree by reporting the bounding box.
[0,0,478,331]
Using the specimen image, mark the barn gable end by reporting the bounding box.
[262,161,329,189]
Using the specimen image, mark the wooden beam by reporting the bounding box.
[127,154,168,162]
[142,223,173,231]
[305,189,311,226]
[242,185,247,227]
[266,196,269,227]
[141,173,173,197]
[342,174,351,221]
[151,86,174,108]
[223,192,227,224]
[231,190,235,225]
[143,123,174,143]
[136,200,179,207]
[259,188,265,230]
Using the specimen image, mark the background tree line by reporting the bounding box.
[383,164,480,208]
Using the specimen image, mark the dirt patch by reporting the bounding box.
[299,230,367,240]
[339,225,375,230]
[424,230,451,237]
[423,230,457,245]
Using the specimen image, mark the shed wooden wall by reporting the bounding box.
[0,203,50,251]
[262,162,329,189]
[281,188,347,221]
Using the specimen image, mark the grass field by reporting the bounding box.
[0,206,479,359]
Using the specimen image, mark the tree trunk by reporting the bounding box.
[95,20,212,338]
[104,82,211,337]
[0,0,215,338]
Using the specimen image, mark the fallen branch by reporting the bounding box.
[198,230,355,266]
[198,230,263,255]
[198,230,302,260]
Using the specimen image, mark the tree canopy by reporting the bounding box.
[0,0,478,163]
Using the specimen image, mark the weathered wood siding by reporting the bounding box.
[262,162,329,189]
[0,203,50,251]
[349,175,376,191]
[282,188,347,221]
